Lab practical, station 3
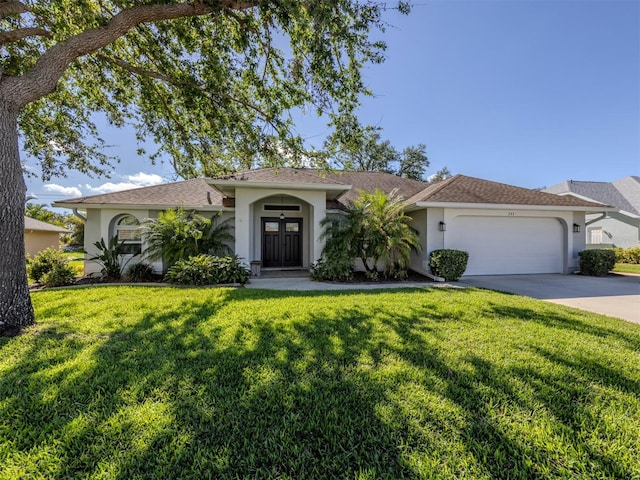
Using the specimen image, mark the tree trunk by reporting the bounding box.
[0,104,35,335]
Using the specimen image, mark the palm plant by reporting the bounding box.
[320,189,420,278]
[142,207,234,271]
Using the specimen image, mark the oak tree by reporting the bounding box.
[0,0,409,333]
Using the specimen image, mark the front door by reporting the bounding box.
[262,218,302,268]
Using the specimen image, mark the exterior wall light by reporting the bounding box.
[573,223,581,233]
[279,212,285,220]
[439,221,446,232]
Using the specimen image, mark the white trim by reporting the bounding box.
[54,203,233,212]
[414,201,616,213]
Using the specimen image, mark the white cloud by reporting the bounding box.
[127,172,164,186]
[85,171,165,194]
[44,183,83,197]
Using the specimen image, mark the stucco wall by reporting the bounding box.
[24,231,62,257]
[84,208,233,276]
[585,212,639,249]
[250,195,311,267]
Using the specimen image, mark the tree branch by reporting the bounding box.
[1,1,258,109]
[0,1,28,19]
[0,27,52,45]
[96,52,278,129]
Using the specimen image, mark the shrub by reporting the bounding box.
[27,248,70,283]
[126,262,155,282]
[429,249,469,281]
[311,256,354,282]
[41,263,77,287]
[87,237,138,280]
[610,246,640,264]
[579,249,616,276]
[142,208,234,271]
[165,255,250,286]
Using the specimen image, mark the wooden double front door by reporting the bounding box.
[262,218,302,268]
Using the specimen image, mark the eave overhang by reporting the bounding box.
[207,180,352,200]
[53,202,233,212]
[409,201,618,213]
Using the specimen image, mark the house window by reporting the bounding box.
[115,215,142,255]
[264,204,301,212]
[588,227,603,245]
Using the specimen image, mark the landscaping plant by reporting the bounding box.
[165,254,250,286]
[26,248,76,287]
[319,189,420,279]
[579,249,616,276]
[126,262,155,282]
[429,249,469,281]
[142,208,234,271]
[87,237,138,280]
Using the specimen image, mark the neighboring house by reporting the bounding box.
[24,216,70,257]
[54,168,611,277]
[544,176,640,249]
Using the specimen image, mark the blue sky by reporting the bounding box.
[25,0,639,205]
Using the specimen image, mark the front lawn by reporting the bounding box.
[1,287,639,479]
[613,263,640,274]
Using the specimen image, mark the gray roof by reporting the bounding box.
[544,176,640,215]
[406,175,608,208]
[53,168,613,211]
[54,178,225,209]
[24,217,70,233]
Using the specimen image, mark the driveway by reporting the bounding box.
[461,274,640,324]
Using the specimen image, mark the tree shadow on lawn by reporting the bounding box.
[1,287,638,478]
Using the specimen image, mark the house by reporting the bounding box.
[544,176,640,249]
[24,216,70,257]
[53,168,612,277]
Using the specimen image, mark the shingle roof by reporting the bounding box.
[214,167,346,185]
[322,171,428,205]
[406,175,608,208]
[53,169,611,211]
[54,178,225,208]
[24,217,70,233]
[544,176,639,214]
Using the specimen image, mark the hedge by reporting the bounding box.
[578,249,616,276]
[429,249,469,281]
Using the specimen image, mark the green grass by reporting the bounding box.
[60,251,84,276]
[613,263,640,274]
[1,287,639,479]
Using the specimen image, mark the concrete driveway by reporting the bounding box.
[461,274,640,324]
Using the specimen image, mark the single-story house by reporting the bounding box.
[544,176,640,249]
[54,168,612,277]
[24,216,70,257]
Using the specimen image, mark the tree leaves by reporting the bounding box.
[2,1,408,179]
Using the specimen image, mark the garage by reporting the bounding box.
[446,216,564,275]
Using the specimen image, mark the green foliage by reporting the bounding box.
[429,166,452,184]
[321,189,421,278]
[88,237,138,280]
[579,249,616,276]
[310,255,354,282]
[7,1,411,179]
[27,247,70,283]
[4,287,638,477]
[165,254,250,286]
[142,208,234,271]
[62,215,85,246]
[608,247,640,264]
[429,249,469,281]
[325,120,433,180]
[40,263,77,287]
[126,262,155,282]
[24,203,67,226]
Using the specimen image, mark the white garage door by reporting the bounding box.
[446,216,564,275]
